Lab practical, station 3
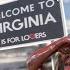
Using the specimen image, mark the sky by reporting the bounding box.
[64,0,70,32]
[64,0,70,19]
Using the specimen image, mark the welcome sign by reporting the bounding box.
[0,0,67,48]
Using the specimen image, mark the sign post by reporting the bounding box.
[0,0,67,49]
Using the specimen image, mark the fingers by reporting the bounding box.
[27,36,70,70]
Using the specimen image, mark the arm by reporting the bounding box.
[27,36,70,70]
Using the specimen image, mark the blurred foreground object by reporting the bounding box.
[27,36,70,70]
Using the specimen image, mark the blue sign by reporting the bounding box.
[0,0,67,48]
